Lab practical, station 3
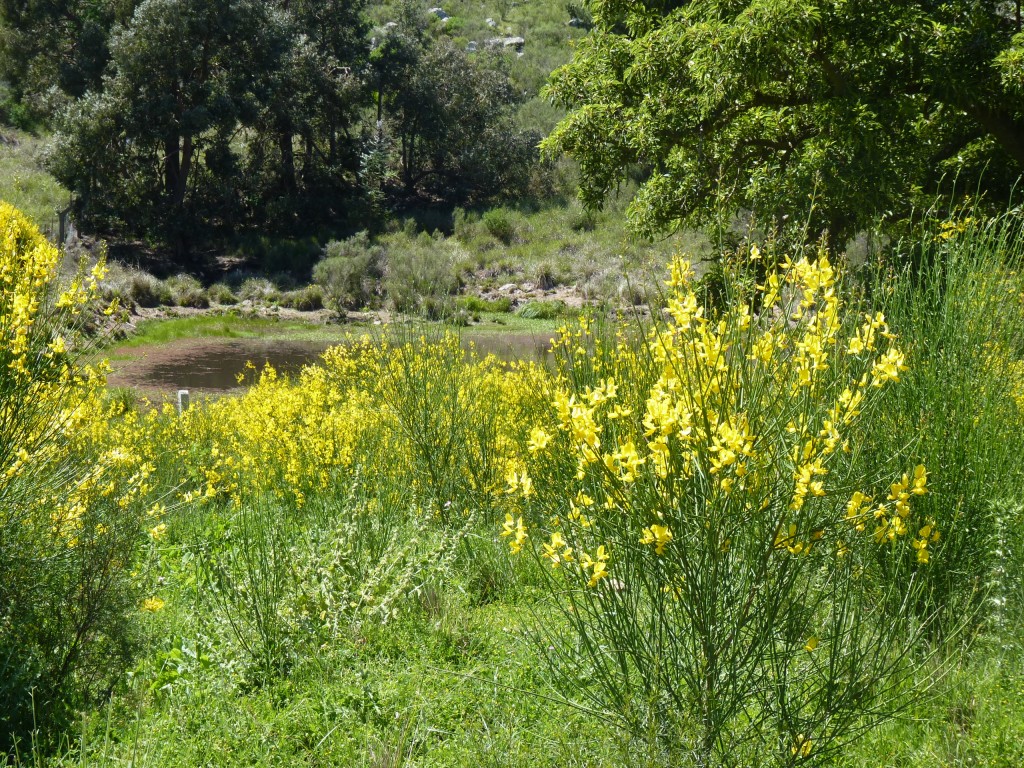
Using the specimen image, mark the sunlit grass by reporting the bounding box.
[0,129,68,234]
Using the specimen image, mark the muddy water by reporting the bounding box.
[107,333,555,394]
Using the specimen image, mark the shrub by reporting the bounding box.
[482,208,517,245]
[278,284,325,311]
[505,252,947,764]
[313,231,384,312]
[516,299,565,319]
[207,282,238,305]
[128,271,173,308]
[864,212,1024,632]
[0,203,148,751]
[166,274,209,308]
[384,232,460,315]
[237,277,280,304]
[457,295,513,314]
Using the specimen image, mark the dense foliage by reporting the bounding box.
[2,204,1024,764]
[2,0,549,251]
[544,1,1024,245]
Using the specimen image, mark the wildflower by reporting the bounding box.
[149,522,168,541]
[640,524,673,555]
[612,440,645,482]
[542,532,573,567]
[845,491,872,530]
[142,597,165,613]
[804,635,819,652]
[579,545,610,587]
[791,734,813,758]
[528,426,552,453]
[870,347,908,386]
[911,464,928,495]
[775,523,806,555]
[506,467,534,498]
[500,514,528,554]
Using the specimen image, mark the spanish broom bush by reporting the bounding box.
[505,249,946,765]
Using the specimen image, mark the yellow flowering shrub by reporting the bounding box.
[508,249,941,765]
[0,204,148,749]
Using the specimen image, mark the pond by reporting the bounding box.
[106,333,555,394]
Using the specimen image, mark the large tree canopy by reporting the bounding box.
[543,0,1024,244]
[48,0,291,250]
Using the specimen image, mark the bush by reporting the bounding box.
[278,284,325,311]
[506,253,947,764]
[166,274,209,308]
[207,282,238,305]
[0,203,148,751]
[384,232,460,315]
[482,208,517,245]
[129,271,173,308]
[237,277,280,304]
[864,212,1024,632]
[312,231,384,312]
[457,295,513,314]
[516,299,565,319]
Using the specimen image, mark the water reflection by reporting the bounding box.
[109,333,554,393]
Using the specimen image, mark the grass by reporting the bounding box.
[115,315,339,348]
[45,591,626,768]
[6,208,1024,767]
[111,312,562,350]
[0,128,68,235]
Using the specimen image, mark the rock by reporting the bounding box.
[466,40,477,52]
[521,282,536,292]
[485,17,497,27]
[485,36,525,53]
[498,283,518,293]
[427,7,449,19]
[568,18,587,28]
[383,21,398,29]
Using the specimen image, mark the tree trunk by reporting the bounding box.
[164,134,180,198]
[175,134,193,207]
[279,128,296,192]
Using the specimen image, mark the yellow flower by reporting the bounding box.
[142,596,165,613]
[911,464,928,495]
[870,347,908,387]
[804,635,819,652]
[579,545,610,587]
[542,531,573,567]
[527,426,552,453]
[149,523,168,541]
[640,524,673,555]
[791,734,813,758]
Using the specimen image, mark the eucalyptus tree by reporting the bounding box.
[543,0,1024,245]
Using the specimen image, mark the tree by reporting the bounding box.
[543,1,1024,246]
[244,0,369,221]
[377,32,538,205]
[0,0,135,117]
[49,0,289,254]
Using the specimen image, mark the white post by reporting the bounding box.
[177,389,190,414]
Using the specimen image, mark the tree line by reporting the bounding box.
[1,0,540,256]
[3,1,1023,258]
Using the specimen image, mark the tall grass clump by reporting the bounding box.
[504,251,946,765]
[865,211,1024,633]
[0,203,149,752]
